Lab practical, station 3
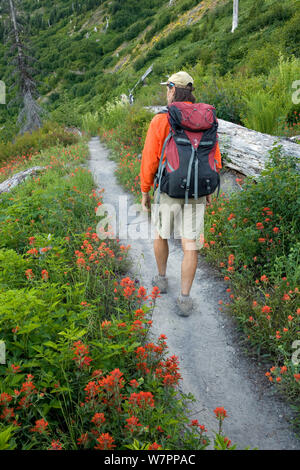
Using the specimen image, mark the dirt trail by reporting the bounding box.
[88,137,299,450]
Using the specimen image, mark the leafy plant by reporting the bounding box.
[81,112,101,136]
[0,425,16,450]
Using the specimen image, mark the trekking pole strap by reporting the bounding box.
[194,156,199,200]
[216,176,221,198]
[185,147,195,205]
[154,131,172,204]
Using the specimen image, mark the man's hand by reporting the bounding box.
[206,194,212,207]
[141,192,151,212]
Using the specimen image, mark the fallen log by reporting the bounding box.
[146,106,300,177]
[217,119,300,177]
[0,166,45,194]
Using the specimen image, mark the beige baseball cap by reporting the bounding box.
[160,71,194,89]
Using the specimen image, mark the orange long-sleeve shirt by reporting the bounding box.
[140,110,222,193]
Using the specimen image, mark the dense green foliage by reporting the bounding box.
[0,122,80,166]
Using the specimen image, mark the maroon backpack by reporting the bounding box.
[154,101,220,204]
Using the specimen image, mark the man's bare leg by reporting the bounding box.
[153,231,169,276]
[181,238,198,296]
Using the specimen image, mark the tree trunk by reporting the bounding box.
[104,16,109,32]
[0,166,45,194]
[217,118,299,177]
[231,0,239,33]
[8,0,43,134]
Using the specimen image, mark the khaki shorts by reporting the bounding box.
[151,190,206,248]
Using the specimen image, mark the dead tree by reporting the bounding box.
[3,0,44,134]
[103,16,109,32]
[231,0,239,33]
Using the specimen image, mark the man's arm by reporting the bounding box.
[214,142,222,170]
[140,115,169,211]
[140,115,164,193]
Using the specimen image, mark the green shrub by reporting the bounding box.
[81,111,100,136]
[246,4,293,33]
[193,63,248,124]
[151,10,173,35]
[0,425,16,450]
[152,61,166,77]
[99,98,129,131]
[48,92,61,104]
[242,90,288,134]
[154,27,191,51]
[144,27,155,43]
[219,145,299,274]
[283,12,300,56]
[247,0,266,19]
[134,47,160,72]
[192,27,202,43]
[100,101,152,150]
[102,35,124,54]
[243,45,280,76]
[180,46,206,68]
[241,55,300,134]
[0,122,79,166]
[178,0,199,14]
[202,145,300,402]
[124,19,151,41]
[50,101,83,128]
[101,55,114,68]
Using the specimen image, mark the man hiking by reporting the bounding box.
[140,71,222,317]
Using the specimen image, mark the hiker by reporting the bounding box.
[140,71,222,316]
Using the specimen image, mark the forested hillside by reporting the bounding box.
[0,0,299,141]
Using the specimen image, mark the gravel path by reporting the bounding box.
[88,137,299,450]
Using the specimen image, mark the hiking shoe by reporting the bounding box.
[152,275,168,294]
[176,295,193,317]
